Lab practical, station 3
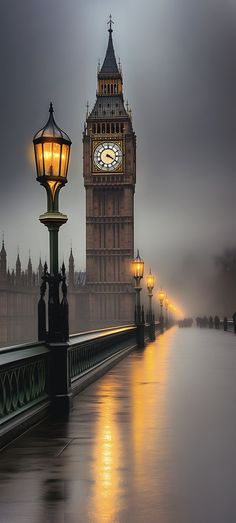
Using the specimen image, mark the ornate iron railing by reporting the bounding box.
[0,322,166,446]
[69,325,136,381]
[0,343,49,425]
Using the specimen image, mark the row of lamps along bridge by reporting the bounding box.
[33,104,181,344]
[131,250,180,337]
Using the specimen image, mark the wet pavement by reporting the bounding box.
[1,327,236,522]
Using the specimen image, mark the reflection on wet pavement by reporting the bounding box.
[1,327,236,522]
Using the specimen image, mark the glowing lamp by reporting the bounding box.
[146,269,155,294]
[33,103,72,201]
[158,288,165,305]
[132,250,144,281]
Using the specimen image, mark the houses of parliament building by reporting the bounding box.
[0,21,136,347]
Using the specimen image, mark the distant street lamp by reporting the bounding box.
[146,268,155,341]
[146,269,155,323]
[157,288,165,333]
[131,249,144,324]
[164,294,169,327]
[33,102,72,343]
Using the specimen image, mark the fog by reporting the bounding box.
[1,0,236,316]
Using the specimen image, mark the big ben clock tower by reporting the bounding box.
[83,18,136,326]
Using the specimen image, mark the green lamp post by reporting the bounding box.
[33,102,72,343]
[146,269,155,341]
[131,250,144,324]
[146,269,155,323]
[131,250,145,348]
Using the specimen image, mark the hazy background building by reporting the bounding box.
[1,0,236,322]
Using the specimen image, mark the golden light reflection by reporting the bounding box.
[130,332,172,492]
[90,381,123,522]
[27,144,35,167]
[88,329,177,519]
[47,180,61,199]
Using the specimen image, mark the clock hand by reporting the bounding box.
[106,153,114,160]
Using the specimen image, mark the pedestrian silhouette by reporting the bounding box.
[209,316,213,329]
[223,317,228,332]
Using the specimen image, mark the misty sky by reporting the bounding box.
[1,0,236,314]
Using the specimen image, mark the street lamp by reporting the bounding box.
[131,249,144,324]
[33,102,72,343]
[146,269,155,323]
[157,288,165,333]
[146,268,155,341]
[164,294,169,327]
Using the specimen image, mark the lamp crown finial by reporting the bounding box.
[49,102,54,114]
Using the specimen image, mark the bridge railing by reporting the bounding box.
[195,318,236,332]
[0,321,166,447]
[0,341,50,447]
[220,319,234,332]
[69,325,137,387]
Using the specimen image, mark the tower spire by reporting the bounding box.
[99,16,120,78]
[0,233,7,280]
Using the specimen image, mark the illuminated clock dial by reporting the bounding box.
[94,142,122,171]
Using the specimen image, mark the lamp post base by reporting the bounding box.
[49,342,73,417]
[149,322,156,341]
[136,323,145,348]
[50,393,73,419]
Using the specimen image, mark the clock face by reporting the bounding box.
[94,142,122,172]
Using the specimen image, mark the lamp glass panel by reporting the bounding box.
[60,144,69,178]
[35,143,44,176]
[134,260,144,278]
[147,274,154,289]
[43,142,60,177]
[43,142,53,176]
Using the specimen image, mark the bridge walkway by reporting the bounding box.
[0,327,236,522]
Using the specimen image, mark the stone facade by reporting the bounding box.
[0,243,87,347]
[83,25,136,327]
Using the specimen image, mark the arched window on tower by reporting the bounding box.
[102,123,105,133]
[121,123,124,133]
[92,124,96,134]
[97,123,101,134]
[107,123,110,133]
[116,123,119,133]
[111,84,113,94]
[104,84,107,94]
[111,123,115,133]
[107,84,110,94]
